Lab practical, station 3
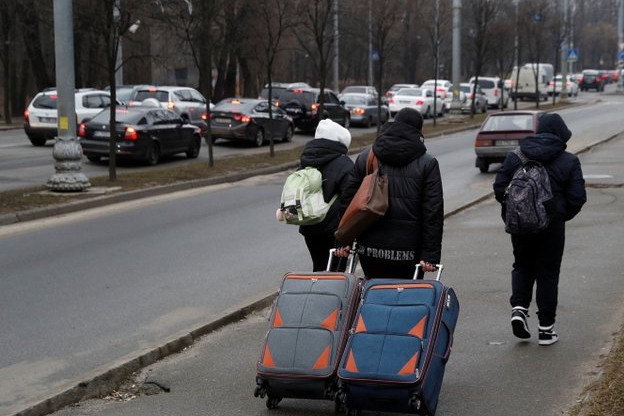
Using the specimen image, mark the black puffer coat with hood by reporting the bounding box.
[298,138,354,237]
[493,113,586,222]
[340,120,444,264]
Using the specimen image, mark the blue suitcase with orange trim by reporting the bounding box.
[337,266,459,416]
[254,252,362,410]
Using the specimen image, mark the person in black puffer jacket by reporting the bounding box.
[297,119,354,271]
[336,107,444,279]
[493,113,586,346]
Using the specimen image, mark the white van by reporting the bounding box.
[468,76,509,109]
[509,63,554,101]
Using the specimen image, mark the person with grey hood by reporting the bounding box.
[295,119,354,271]
[493,113,586,346]
[335,107,444,279]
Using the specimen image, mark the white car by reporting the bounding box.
[384,83,420,103]
[388,87,443,119]
[23,88,114,147]
[469,76,509,109]
[420,79,452,100]
[547,74,579,97]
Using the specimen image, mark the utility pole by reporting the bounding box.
[368,0,373,86]
[333,0,339,93]
[618,0,624,93]
[449,0,463,120]
[560,0,569,100]
[47,0,90,192]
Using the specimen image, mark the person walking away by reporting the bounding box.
[493,113,586,345]
[335,107,444,279]
[294,119,354,271]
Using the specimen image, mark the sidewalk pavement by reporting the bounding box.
[48,135,624,416]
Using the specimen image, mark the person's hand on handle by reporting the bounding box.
[419,260,438,272]
[335,246,351,257]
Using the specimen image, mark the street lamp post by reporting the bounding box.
[449,0,463,120]
[47,0,90,192]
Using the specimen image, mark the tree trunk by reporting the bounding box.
[16,0,53,90]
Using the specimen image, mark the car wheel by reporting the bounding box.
[282,125,293,143]
[145,141,160,165]
[253,128,265,147]
[29,136,47,147]
[86,155,101,162]
[425,106,431,119]
[343,115,350,129]
[186,136,201,159]
[181,114,190,123]
[476,158,489,173]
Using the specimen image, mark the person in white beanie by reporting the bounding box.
[296,119,354,271]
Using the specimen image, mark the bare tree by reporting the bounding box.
[466,0,500,117]
[293,0,337,117]
[0,0,17,124]
[523,0,549,109]
[489,4,516,112]
[15,0,53,91]
[253,0,297,156]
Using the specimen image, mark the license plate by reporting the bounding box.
[497,140,518,146]
[214,118,230,124]
[93,131,110,137]
[39,117,56,123]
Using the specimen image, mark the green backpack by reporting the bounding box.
[279,167,337,226]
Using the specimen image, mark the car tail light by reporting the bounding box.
[125,126,138,140]
[389,98,395,104]
[78,123,86,137]
[353,108,365,115]
[24,109,29,123]
[595,77,601,82]
[494,89,499,96]
[475,138,493,147]
[470,93,474,99]
[311,103,318,113]
[578,76,584,83]
[201,113,209,120]
[293,89,303,93]
[416,100,424,105]
[548,81,554,86]
[235,114,251,123]
[167,101,175,110]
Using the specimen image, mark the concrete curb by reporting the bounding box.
[13,291,278,416]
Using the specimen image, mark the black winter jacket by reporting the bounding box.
[340,121,444,264]
[298,138,354,237]
[493,133,586,222]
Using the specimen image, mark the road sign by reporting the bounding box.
[618,50,624,61]
[567,48,579,62]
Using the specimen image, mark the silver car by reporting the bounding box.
[128,86,211,132]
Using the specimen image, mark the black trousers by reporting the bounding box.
[304,233,347,272]
[510,219,565,327]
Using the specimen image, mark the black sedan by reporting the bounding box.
[78,105,202,165]
[210,98,294,147]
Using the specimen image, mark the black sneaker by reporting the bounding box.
[538,325,559,346]
[511,306,531,339]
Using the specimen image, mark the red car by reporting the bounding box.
[474,110,543,173]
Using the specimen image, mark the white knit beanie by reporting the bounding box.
[314,119,351,148]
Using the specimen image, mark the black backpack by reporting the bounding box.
[504,149,554,235]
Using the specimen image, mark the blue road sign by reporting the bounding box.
[567,48,579,62]
[618,50,624,61]
[532,12,542,23]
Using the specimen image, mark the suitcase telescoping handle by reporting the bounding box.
[327,244,359,274]
[414,263,444,281]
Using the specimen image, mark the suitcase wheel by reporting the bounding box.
[266,396,282,409]
[346,408,361,416]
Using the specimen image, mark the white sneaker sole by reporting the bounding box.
[511,316,531,339]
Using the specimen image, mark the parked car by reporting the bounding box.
[277,87,350,131]
[384,83,420,103]
[78,103,202,165]
[474,110,543,173]
[340,93,389,127]
[128,85,211,131]
[338,85,379,100]
[23,88,115,147]
[578,69,605,92]
[420,79,452,99]
[210,98,294,147]
[104,84,149,105]
[547,74,579,97]
[388,87,443,118]
[259,82,311,105]
[469,76,508,109]
[459,83,488,114]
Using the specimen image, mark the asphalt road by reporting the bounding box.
[1,89,623,416]
[51,135,624,416]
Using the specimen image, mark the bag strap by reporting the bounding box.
[513,148,530,165]
[366,149,378,174]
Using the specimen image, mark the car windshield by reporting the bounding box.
[279,90,315,105]
[133,90,169,102]
[342,95,367,105]
[90,108,144,124]
[396,89,421,96]
[115,88,135,103]
[476,79,495,88]
[460,85,472,93]
[583,70,598,76]
[259,87,286,100]
[342,87,367,94]
[213,101,257,113]
[482,114,534,131]
[33,94,58,109]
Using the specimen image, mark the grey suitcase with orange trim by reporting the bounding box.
[254,252,362,410]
